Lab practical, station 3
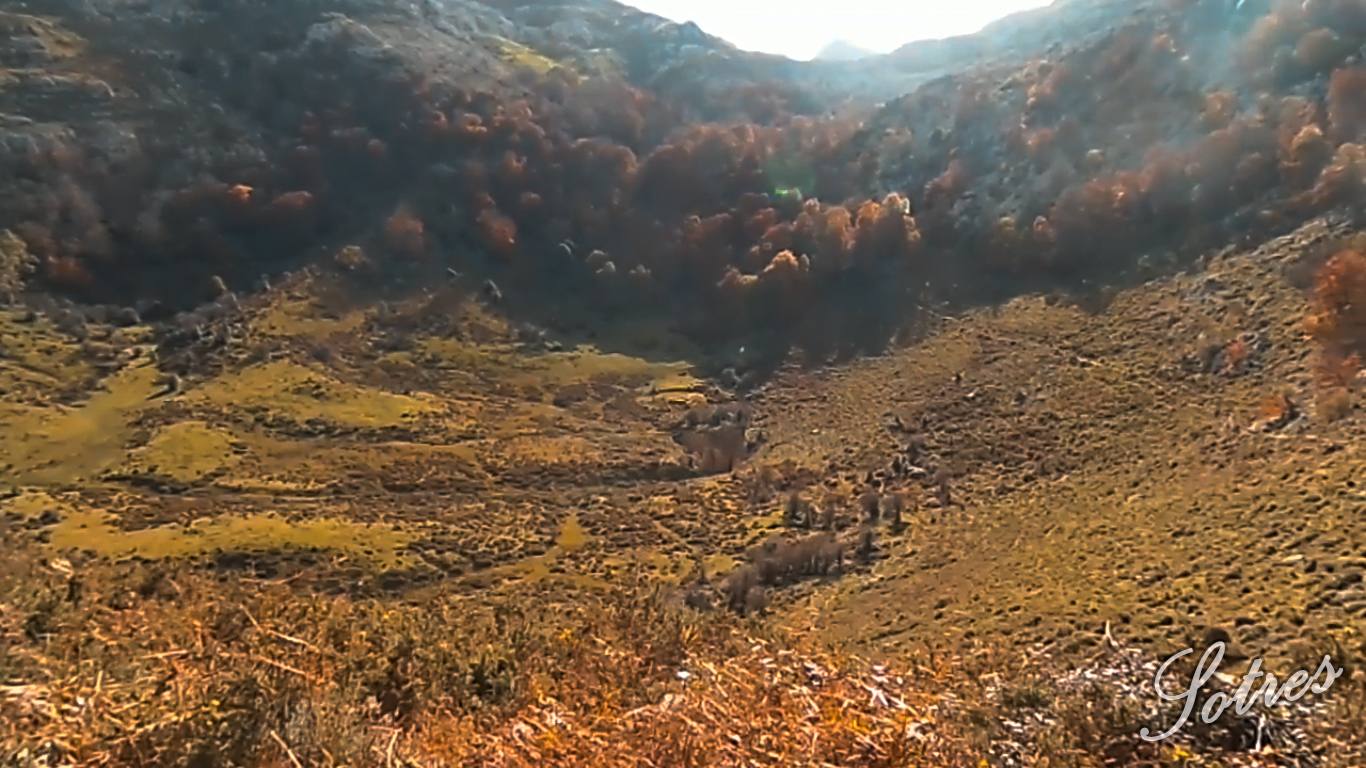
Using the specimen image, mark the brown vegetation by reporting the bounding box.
[1305,248,1365,420]
[2,1,1364,362]
[383,209,427,259]
[1306,249,1366,357]
[6,546,1246,766]
[1328,67,1366,141]
[723,533,845,614]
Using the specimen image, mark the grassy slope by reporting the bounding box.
[1,218,1363,764]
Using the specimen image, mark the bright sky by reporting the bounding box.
[622,1,1055,61]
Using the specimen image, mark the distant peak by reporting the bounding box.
[814,39,874,62]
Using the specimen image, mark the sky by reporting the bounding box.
[621,1,1055,61]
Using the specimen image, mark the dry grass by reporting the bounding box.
[2,541,1360,767]
[1,545,949,767]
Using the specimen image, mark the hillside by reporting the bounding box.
[1,0,1364,764]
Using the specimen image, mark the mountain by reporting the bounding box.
[814,39,874,61]
[1,0,1364,762]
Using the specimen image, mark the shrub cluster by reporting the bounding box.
[722,533,845,614]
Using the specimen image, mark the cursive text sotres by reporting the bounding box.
[1139,641,1344,742]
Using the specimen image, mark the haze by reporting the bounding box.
[622,0,1056,60]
